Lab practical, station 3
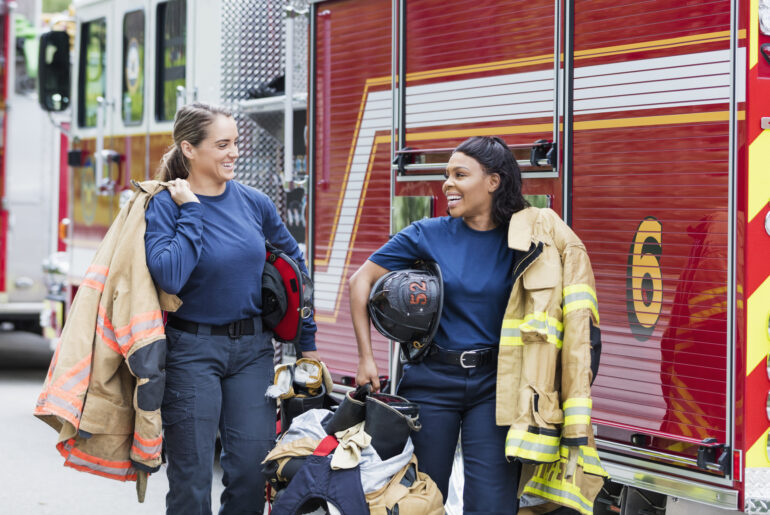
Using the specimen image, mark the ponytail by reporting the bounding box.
[156,144,190,182]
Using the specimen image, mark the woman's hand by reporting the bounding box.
[300,350,321,362]
[167,178,199,206]
[356,356,380,392]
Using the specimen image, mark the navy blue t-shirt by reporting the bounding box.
[144,180,316,351]
[369,216,515,351]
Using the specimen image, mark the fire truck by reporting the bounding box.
[0,2,63,335]
[306,0,770,513]
[36,0,311,346]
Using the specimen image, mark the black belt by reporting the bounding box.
[428,345,497,368]
[166,316,256,338]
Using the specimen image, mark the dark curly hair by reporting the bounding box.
[453,136,529,227]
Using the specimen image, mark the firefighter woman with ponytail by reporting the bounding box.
[350,135,606,514]
[145,102,319,514]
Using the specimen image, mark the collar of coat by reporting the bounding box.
[131,179,169,205]
[507,206,542,251]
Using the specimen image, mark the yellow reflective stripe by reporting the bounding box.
[518,312,564,348]
[505,428,560,462]
[563,398,592,409]
[557,446,609,477]
[502,318,523,328]
[524,475,594,515]
[563,398,592,426]
[501,314,563,347]
[565,414,591,425]
[500,318,523,346]
[563,284,599,323]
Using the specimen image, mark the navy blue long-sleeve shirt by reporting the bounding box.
[144,180,316,351]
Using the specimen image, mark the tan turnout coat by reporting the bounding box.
[35,181,179,495]
[495,207,608,515]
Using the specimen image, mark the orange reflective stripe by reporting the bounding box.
[115,311,164,353]
[96,305,122,354]
[68,446,134,469]
[51,355,91,393]
[36,356,91,426]
[58,440,137,481]
[81,278,104,291]
[133,433,162,447]
[132,432,163,458]
[86,264,109,276]
[82,265,109,292]
[131,445,161,460]
[120,326,164,354]
[51,355,91,395]
[36,393,83,426]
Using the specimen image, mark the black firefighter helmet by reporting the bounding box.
[368,261,443,363]
[262,243,314,345]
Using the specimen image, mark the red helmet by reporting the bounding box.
[368,261,443,363]
[262,243,314,344]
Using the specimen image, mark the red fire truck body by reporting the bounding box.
[307,0,770,511]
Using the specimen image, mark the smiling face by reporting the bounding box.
[184,114,239,186]
[443,151,501,230]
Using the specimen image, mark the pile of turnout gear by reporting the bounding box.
[264,360,443,515]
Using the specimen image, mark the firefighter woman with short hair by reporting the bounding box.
[145,102,319,514]
[350,135,605,514]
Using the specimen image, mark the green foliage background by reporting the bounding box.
[43,0,70,12]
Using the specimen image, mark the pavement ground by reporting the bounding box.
[0,329,225,515]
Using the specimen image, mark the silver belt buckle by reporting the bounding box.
[459,350,476,368]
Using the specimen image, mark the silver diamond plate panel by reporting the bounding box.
[745,468,770,513]
[290,2,308,94]
[221,0,295,216]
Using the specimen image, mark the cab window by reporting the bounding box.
[78,18,107,128]
[122,10,145,125]
[155,0,186,121]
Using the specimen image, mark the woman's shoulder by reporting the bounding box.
[146,189,175,212]
[231,181,272,205]
[411,215,453,231]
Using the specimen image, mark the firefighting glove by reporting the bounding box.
[266,363,295,400]
[294,358,323,396]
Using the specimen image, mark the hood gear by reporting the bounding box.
[368,261,443,363]
[262,242,314,345]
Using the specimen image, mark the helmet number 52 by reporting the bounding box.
[409,281,428,305]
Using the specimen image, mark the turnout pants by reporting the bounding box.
[162,318,275,515]
[398,355,521,515]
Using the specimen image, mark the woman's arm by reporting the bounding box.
[348,259,389,392]
[144,188,203,294]
[258,193,319,353]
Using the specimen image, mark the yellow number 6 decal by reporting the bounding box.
[626,217,662,340]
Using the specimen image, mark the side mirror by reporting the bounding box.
[37,31,71,112]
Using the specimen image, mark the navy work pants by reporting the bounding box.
[397,356,521,514]
[162,318,275,515]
